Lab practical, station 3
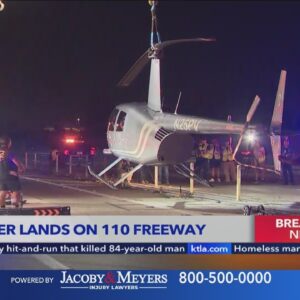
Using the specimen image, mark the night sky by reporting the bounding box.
[1,1,300,140]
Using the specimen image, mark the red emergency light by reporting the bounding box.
[90,147,96,156]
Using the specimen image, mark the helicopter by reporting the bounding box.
[88,1,285,189]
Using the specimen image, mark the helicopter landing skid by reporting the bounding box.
[87,166,118,190]
[174,164,211,187]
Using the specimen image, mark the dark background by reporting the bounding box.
[0,1,299,148]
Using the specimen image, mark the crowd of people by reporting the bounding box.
[194,135,295,185]
[195,138,237,184]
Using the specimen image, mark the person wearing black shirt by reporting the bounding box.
[0,136,25,208]
[279,138,294,185]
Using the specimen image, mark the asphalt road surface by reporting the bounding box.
[0,175,299,269]
[17,175,300,216]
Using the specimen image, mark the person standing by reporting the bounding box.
[49,148,59,175]
[210,139,222,183]
[253,140,266,183]
[195,139,209,180]
[0,136,25,208]
[158,165,170,185]
[206,141,214,183]
[119,160,133,188]
[139,166,152,184]
[222,140,236,183]
[279,137,294,185]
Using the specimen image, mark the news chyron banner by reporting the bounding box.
[0,215,300,299]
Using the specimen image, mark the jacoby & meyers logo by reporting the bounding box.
[60,270,168,290]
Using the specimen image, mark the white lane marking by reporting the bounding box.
[23,176,146,203]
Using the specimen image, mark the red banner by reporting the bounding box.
[255,216,300,242]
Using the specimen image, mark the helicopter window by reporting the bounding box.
[108,108,119,131]
[116,111,127,132]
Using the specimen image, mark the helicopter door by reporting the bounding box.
[114,111,127,148]
[107,108,120,148]
[116,111,127,132]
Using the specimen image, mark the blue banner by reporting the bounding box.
[188,243,231,254]
[0,243,187,254]
[2,243,300,254]
[1,270,299,300]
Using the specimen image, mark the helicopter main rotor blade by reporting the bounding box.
[156,37,216,49]
[117,37,216,87]
[117,49,150,87]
